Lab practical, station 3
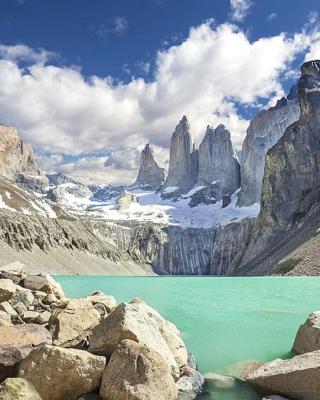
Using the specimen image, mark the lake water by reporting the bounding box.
[56,276,320,400]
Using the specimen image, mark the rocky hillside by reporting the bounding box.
[233,60,320,276]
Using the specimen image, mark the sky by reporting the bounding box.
[0,0,320,185]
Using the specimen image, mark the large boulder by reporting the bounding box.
[19,345,106,400]
[99,339,177,400]
[0,280,16,303]
[176,367,206,400]
[0,378,43,400]
[246,350,320,400]
[89,300,187,380]
[0,262,27,284]
[292,312,320,354]
[0,324,52,383]
[23,275,65,299]
[49,299,101,348]
[86,291,117,315]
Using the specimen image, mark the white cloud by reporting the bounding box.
[230,0,254,22]
[266,13,277,23]
[93,16,128,37]
[0,44,56,65]
[0,19,319,184]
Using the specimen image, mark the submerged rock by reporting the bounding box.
[132,144,165,190]
[99,339,177,400]
[19,345,106,400]
[246,350,320,400]
[292,311,320,354]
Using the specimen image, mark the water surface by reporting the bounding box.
[56,276,320,399]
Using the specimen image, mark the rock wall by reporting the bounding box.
[237,85,299,206]
[234,60,320,275]
[198,124,240,196]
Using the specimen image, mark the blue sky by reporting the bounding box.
[0,0,320,184]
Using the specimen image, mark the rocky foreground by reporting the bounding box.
[0,262,206,400]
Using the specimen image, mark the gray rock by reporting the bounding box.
[114,191,137,211]
[0,280,16,303]
[132,144,165,190]
[246,350,320,400]
[197,124,240,196]
[292,311,320,354]
[164,116,195,192]
[0,262,27,284]
[237,85,299,207]
[177,367,207,400]
[10,290,34,309]
[188,182,222,207]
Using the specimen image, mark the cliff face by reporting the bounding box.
[132,144,164,190]
[0,124,48,191]
[197,124,240,196]
[234,60,320,275]
[237,86,299,206]
[164,116,195,191]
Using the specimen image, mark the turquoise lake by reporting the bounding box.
[56,276,320,399]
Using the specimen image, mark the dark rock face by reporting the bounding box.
[164,116,195,191]
[237,85,299,206]
[235,60,320,275]
[132,144,164,190]
[47,172,80,187]
[197,125,240,196]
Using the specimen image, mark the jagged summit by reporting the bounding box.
[132,144,164,190]
[237,83,300,207]
[163,115,196,191]
[197,124,240,196]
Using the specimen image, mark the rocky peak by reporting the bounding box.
[0,124,48,191]
[133,144,164,190]
[237,84,300,207]
[236,60,320,274]
[164,116,195,190]
[197,124,240,196]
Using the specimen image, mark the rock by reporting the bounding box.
[204,372,236,390]
[0,280,16,303]
[19,345,106,400]
[36,311,51,325]
[32,291,47,302]
[0,312,11,327]
[10,290,34,309]
[261,396,290,400]
[12,302,27,317]
[43,293,57,305]
[115,191,137,210]
[197,125,240,196]
[236,60,320,275]
[23,275,65,299]
[222,359,264,380]
[0,262,27,284]
[0,324,52,383]
[292,311,320,354]
[246,350,320,400]
[99,339,177,400]
[237,84,299,206]
[164,116,196,192]
[22,311,39,323]
[0,378,43,400]
[177,367,206,400]
[188,182,222,207]
[89,300,187,380]
[132,144,165,190]
[0,302,18,319]
[49,299,101,348]
[87,291,117,313]
[187,353,197,370]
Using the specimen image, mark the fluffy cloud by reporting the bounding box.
[229,0,254,22]
[0,19,320,184]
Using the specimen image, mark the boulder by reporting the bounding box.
[19,345,106,400]
[89,300,187,380]
[0,262,27,285]
[0,303,19,324]
[176,367,206,400]
[246,350,320,400]
[0,378,43,400]
[292,312,320,354]
[99,339,177,400]
[36,311,51,325]
[13,302,27,317]
[23,275,65,299]
[49,299,101,348]
[10,290,34,309]
[87,291,117,314]
[0,324,52,383]
[0,312,11,327]
[22,311,39,323]
[0,280,16,303]
[204,372,236,390]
